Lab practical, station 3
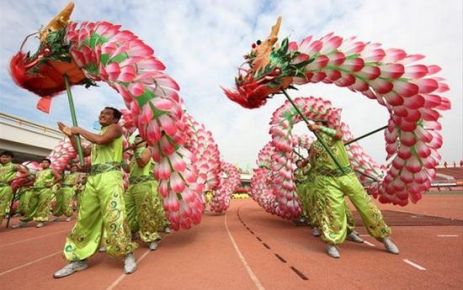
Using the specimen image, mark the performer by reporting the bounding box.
[124,135,167,250]
[309,120,399,258]
[12,159,60,228]
[0,151,28,225]
[53,107,137,278]
[52,164,80,222]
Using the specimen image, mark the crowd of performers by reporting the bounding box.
[0,108,400,278]
[293,120,399,258]
[0,107,173,278]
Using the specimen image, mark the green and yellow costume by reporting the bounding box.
[53,172,79,218]
[18,185,34,216]
[21,168,55,223]
[124,147,167,243]
[0,162,16,224]
[63,127,137,261]
[310,127,391,245]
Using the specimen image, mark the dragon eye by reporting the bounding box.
[256,40,262,45]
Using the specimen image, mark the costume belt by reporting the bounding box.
[315,166,353,177]
[129,175,154,184]
[90,162,122,176]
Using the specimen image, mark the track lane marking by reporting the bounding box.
[363,241,376,247]
[0,230,69,248]
[106,249,151,290]
[403,259,426,271]
[437,234,459,237]
[0,251,61,276]
[225,212,265,290]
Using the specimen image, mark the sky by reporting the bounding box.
[0,0,462,170]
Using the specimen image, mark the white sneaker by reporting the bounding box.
[36,222,45,228]
[124,253,137,274]
[382,238,399,254]
[65,217,72,222]
[346,232,364,243]
[164,227,171,234]
[312,227,321,237]
[53,260,88,278]
[98,246,106,252]
[149,240,160,251]
[326,245,340,258]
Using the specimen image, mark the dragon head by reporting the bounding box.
[223,17,311,109]
[9,2,90,112]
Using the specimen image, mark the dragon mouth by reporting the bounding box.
[223,67,291,109]
[8,2,90,112]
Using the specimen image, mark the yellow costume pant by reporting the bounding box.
[21,188,53,222]
[124,179,166,243]
[63,171,137,261]
[315,172,391,245]
[53,187,75,217]
[0,185,13,224]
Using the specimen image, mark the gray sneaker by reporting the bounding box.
[124,253,137,274]
[382,238,399,254]
[149,240,160,251]
[312,227,321,237]
[53,260,88,278]
[346,232,364,243]
[326,245,340,258]
[12,221,27,229]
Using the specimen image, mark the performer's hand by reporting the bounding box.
[57,122,73,136]
[308,123,321,132]
[70,127,80,135]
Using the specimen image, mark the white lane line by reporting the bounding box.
[359,234,369,237]
[106,249,151,290]
[225,213,265,290]
[0,230,69,248]
[403,259,426,271]
[0,251,61,276]
[437,234,459,237]
[363,241,376,247]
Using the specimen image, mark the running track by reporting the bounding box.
[0,192,462,289]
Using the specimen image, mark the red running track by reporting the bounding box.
[0,192,462,289]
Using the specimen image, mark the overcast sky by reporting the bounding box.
[0,0,461,170]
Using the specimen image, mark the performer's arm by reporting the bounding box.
[57,122,91,156]
[308,124,343,140]
[71,123,122,145]
[52,169,62,184]
[15,164,28,175]
[135,147,152,168]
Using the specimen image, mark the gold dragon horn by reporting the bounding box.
[39,2,75,42]
[252,17,282,73]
